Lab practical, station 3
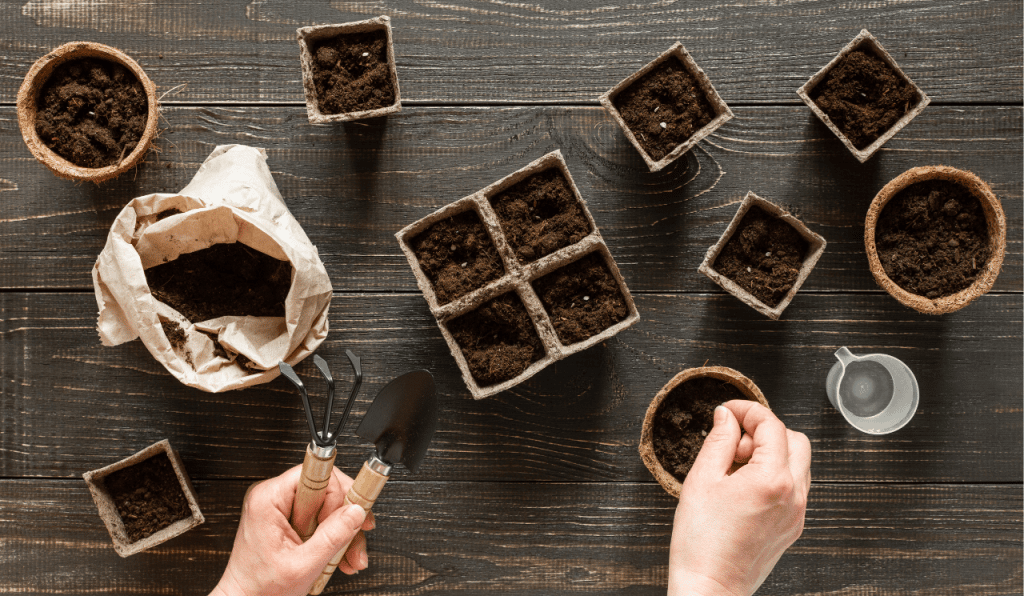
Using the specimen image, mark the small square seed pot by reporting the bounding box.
[297,16,401,123]
[598,42,733,172]
[82,439,204,557]
[698,191,827,320]
[796,29,930,163]
[639,366,770,498]
[397,150,639,399]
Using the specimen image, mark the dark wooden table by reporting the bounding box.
[1,2,1021,594]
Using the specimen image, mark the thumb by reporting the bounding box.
[689,405,742,481]
[300,503,366,567]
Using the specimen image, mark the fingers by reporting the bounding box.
[339,530,368,574]
[319,468,375,531]
[245,465,303,515]
[734,433,755,464]
[721,400,789,469]
[301,503,366,570]
[787,429,812,497]
[688,405,742,482]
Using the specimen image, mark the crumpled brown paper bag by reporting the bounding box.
[92,144,332,392]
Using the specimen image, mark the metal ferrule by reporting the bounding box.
[368,452,392,476]
[310,442,336,459]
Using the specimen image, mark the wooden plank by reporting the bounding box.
[1,292,1019,483]
[0,0,1019,105]
[0,480,1019,595]
[0,106,1020,293]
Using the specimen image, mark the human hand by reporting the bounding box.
[668,400,811,596]
[210,464,376,596]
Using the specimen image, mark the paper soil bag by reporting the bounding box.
[92,144,332,392]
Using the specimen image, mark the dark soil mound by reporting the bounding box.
[103,453,190,543]
[532,253,628,345]
[35,58,148,168]
[447,292,544,387]
[411,209,505,305]
[311,29,395,115]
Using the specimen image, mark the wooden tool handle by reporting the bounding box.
[290,444,336,542]
[308,459,389,595]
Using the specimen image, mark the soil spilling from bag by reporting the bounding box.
[447,292,544,386]
[102,453,190,543]
[489,168,591,264]
[34,58,148,168]
[146,242,292,323]
[810,49,919,150]
[311,29,395,115]
[875,179,991,298]
[613,56,716,161]
[653,377,747,482]
[533,253,628,345]
[411,209,505,305]
[713,206,809,308]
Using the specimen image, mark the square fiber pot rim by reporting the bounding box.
[395,194,509,313]
[598,41,734,172]
[528,236,640,354]
[697,191,827,320]
[482,149,602,260]
[82,439,204,557]
[297,15,402,123]
[795,29,931,163]
[438,284,559,400]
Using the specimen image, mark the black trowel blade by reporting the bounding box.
[356,370,437,474]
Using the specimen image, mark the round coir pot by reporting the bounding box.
[639,366,770,498]
[865,166,1006,315]
[17,42,159,183]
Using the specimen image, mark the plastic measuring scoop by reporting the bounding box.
[826,347,919,434]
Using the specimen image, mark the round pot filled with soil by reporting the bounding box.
[639,366,769,498]
[17,41,159,183]
[865,166,1006,315]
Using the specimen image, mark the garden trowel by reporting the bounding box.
[308,370,438,595]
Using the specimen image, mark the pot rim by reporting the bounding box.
[864,165,1007,315]
[17,41,159,183]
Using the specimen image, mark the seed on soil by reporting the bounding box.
[102,453,190,543]
[532,253,628,345]
[410,209,504,305]
[447,292,544,387]
[309,28,396,115]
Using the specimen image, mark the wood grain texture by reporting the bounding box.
[0,479,1019,595]
[1,292,1019,483]
[0,106,1020,293]
[0,0,1020,104]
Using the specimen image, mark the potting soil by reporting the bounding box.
[311,29,395,115]
[145,242,292,324]
[489,168,591,263]
[447,292,544,386]
[103,453,190,543]
[875,179,990,299]
[810,49,918,150]
[613,56,716,161]
[411,209,504,305]
[532,252,628,345]
[34,58,148,168]
[713,206,809,308]
[652,377,747,482]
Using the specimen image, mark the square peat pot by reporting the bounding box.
[698,192,826,320]
[598,42,733,172]
[297,15,401,123]
[796,29,930,163]
[82,439,204,557]
[397,150,639,398]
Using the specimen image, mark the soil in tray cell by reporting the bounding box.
[102,453,190,543]
[311,29,395,115]
[410,209,505,305]
[489,168,592,264]
[447,292,544,387]
[145,242,292,324]
[532,252,628,345]
[613,56,716,161]
[35,58,148,168]
[713,206,809,308]
[653,377,747,482]
[810,49,919,150]
[875,179,990,299]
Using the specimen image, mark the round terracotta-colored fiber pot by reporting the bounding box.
[865,166,1006,315]
[639,366,770,498]
[17,42,159,183]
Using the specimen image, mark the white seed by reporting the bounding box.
[765,251,771,257]
[583,296,590,301]
[460,262,468,268]
[659,122,667,129]
[362,52,369,57]
[653,106,659,113]
[747,267,752,273]
[701,430,708,437]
